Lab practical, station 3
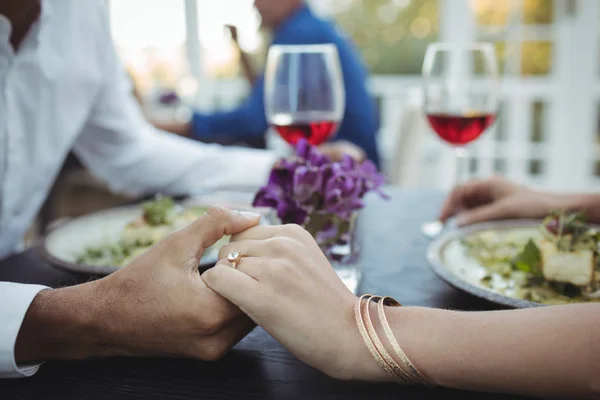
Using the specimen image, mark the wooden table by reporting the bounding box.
[0,188,531,400]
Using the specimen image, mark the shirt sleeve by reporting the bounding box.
[73,7,277,197]
[0,283,48,378]
[191,74,268,141]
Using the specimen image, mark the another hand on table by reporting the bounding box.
[202,224,384,381]
[438,177,572,226]
[15,207,260,363]
[318,140,366,163]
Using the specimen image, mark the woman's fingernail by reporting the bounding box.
[239,210,261,219]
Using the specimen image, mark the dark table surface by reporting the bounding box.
[0,188,532,400]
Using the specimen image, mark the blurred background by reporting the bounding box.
[41,0,600,234]
[109,0,600,192]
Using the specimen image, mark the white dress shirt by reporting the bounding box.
[0,0,276,378]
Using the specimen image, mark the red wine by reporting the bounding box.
[426,112,495,145]
[273,120,339,146]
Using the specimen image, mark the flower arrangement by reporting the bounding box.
[253,139,388,249]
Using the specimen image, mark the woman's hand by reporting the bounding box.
[201,224,379,380]
[438,177,569,226]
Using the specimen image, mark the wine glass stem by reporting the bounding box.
[454,146,470,185]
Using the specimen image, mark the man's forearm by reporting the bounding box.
[14,281,124,364]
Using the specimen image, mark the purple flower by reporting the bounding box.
[267,160,297,194]
[158,91,180,105]
[324,174,364,220]
[358,160,389,199]
[296,139,330,167]
[316,162,340,195]
[339,154,356,172]
[253,139,387,229]
[253,184,308,226]
[276,200,309,226]
[293,165,322,207]
[253,185,284,210]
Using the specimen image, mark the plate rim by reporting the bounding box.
[426,219,548,309]
[39,203,223,276]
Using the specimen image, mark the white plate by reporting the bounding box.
[41,199,273,276]
[427,219,547,308]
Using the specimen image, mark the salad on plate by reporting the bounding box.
[75,196,216,267]
[461,211,600,304]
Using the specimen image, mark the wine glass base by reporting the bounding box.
[421,220,444,239]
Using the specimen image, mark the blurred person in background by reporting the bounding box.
[179,0,380,167]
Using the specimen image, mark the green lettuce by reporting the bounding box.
[512,239,542,277]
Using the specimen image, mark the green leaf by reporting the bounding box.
[512,239,542,276]
[142,195,175,226]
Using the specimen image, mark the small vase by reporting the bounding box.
[305,211,362,294]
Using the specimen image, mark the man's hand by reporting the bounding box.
[438,177,576,226]
[15,207,260,364]
[318,140,366,163]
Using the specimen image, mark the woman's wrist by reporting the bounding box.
[563,193,600,222]
[335,300,384,381]
[338,299,420,383]
[341,302,445,386]
[529,191,600,221]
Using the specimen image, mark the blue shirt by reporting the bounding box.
[191,6,380,167]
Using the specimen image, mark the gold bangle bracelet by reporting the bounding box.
[377,297,435,387]
[361,296,416,384]
[354,295,400,381]
[355,295,414,384]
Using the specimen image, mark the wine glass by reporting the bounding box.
[421,42,499,238]
[264,44,345,147]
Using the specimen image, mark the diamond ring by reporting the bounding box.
[227,251,243,269]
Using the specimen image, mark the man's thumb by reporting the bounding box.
[184,206,261,254]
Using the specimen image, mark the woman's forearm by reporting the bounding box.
[376,304,600,398]
[559,193,600,224]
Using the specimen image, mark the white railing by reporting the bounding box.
[191,73,600,192]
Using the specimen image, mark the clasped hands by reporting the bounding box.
[18,177,578,381]
[32,205,362,379]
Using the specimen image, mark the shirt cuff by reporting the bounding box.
[230,147,278,189]
[187,147,278,195]
[0,282,49,378]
